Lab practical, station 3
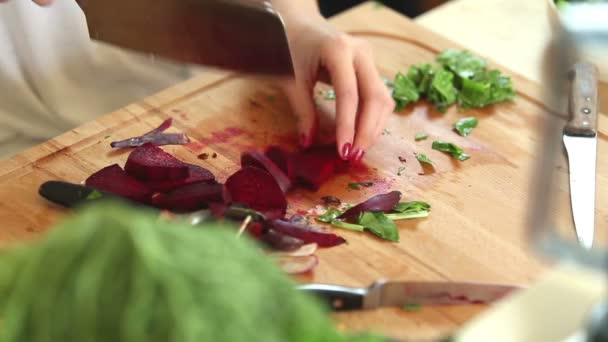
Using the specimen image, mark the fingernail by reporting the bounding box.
[341,143,352,160]
[353,149,365,162]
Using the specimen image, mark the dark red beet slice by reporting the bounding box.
[291,144,349,191]
[338,191,402,222]
[85,164,151,203]
[145,164,215,192]
[124,143,189,181]
[241,151,292,193]
[225,166,287,220]
[265,146,291,175]
[269,218,346,248]
[261,229,305,251]
[151,182,225,212]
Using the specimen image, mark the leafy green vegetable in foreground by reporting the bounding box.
[432,141,471,161]
[330,220,366,232]
[316,207,343,223]
[359,211,400,242]
[453,117,479,137]
[86,190,104,200]
[459,70,515,108]
[415,153,434,165]
[0,201,386,342]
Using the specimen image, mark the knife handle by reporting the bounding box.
[564,62,599,137]
[296,284,365,311]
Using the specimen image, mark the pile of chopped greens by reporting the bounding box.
[389,50,515,112]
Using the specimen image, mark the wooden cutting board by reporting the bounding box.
[0,2,606,341]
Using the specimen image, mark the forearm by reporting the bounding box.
[271,0,321,22]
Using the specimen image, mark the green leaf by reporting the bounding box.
[407,64,435,95]
[386,211,429,220]
[402,304,423,312]
[86,190,104,200]
[394,201,431,213]
[392,72,420,111]
[330,220,365,232]
[359,212,399,242]
[414,133,428,141]
[348,183,361,190]
[453,117,479,137]
[437,49,488,79]
[315,208,343,223]
[428,69,458,112]
[432,141,470,161]
[397,167,406,176]
[415,153,434,165]
[459,70,515,109]
[320,89,336,100]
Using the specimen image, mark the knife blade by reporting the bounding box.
[75,0,294,77]
[562,62,599,249]
[297,280,522,311]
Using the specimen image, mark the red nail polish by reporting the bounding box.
[354,149,365,162]
[341,143,352,160]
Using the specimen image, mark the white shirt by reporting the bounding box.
[0,0,199,159]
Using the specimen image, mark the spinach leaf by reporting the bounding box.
[315,208,343,223]
[459,70,515,108]
[415,153,434,165]
[392,72,420,111]
[330,220,365,232]
[437,49,488,79]
[453,117,479,137]
[414,133,428,141]
[407,64,435,95]
[394,201,431,213]
[432,141,470,161]
[428,69,458,112]
[359,211,399,242]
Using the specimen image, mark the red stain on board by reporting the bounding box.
[192,127,246,147]
[180,113,189,121]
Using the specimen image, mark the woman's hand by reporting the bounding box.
[278,13,395,161]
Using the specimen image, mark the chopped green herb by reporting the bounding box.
[348,183,361,190]
[330,220,365,232]
[453,117,479,137]
[402,304,423,312]
[315,208,343,223]
[386,211,429,221]
[320,89,336,100]
[394,201,431,213]
[415,153,433,165]
[428,68,458,112]
[86,190,103,200]
[397,167,406,176]
[459,70,515,108]
[407,63,435,95]
[392,72,420,111]
[437,49,488,79]
[359,212,399,242]
[103,135,111,139]
[414,133,428,141]
[432,141,470,161]
[359,181,374,188]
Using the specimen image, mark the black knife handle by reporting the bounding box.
[297,284,366,311]
[564,62,598,137]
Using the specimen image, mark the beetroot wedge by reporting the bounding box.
[125,143,189,181]
[265,146,291,175]
[225,166,287,220]
[292,144,348,191]
[145,164,215,192]
[241,151,292,193]
[338,191,402,222]
[85,164,151,203]
[151,182,225,212]
[269,217,346,247]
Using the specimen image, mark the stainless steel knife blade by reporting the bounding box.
[562,62,599,249]
[76,0,294,77]
[297,280,522,311]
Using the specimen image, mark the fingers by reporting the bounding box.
[350,45,395,161]
[282,81,319,148]
[322,35,359,160]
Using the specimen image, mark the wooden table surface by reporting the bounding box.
[1,2,607,341]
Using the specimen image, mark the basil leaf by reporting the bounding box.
[407,63,435,95]
[414,133,428,141]
[437,49,488,79]
[428,69,458,112]
[415,153,434,165]
[394,201,431,213]
[348,183,361,190]
[330,220,365,232]
[453,117,479,137]
[392,72,420,111]
[459,70,515,109]
[315,208,343,223]
[432,141,470,161]
[359,212,399,242]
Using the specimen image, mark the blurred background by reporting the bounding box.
[318,0,450,18]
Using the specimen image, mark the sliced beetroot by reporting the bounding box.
[269,218,346,248]
[85,164,151,203]
[225,166,287,220]
[338,191,402,222]
[241,151,292,193]
[145,164,215,192]
[265,146,291,175]
[261,229,305,251]
[291,144,349,191]
[124,143,189,181]
[151,182,225,212]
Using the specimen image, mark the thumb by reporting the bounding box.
[281,82,319,148]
